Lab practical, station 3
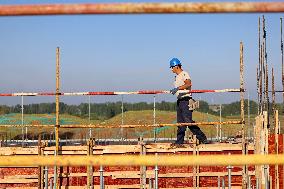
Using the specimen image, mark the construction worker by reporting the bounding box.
[169,58,207,146]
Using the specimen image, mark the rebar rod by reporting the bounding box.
[240,42,247,189]
[0,2,284,16]
[265,65,270,129]
[262,46,266,112]
[260,44,263,113]
[258,16,261,114]
[257,66,260,115]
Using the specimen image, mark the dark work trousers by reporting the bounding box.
[175,99,207,144]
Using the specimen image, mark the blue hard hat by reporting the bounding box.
[169,58,181,68]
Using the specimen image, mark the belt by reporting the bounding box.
[177,97,192,101]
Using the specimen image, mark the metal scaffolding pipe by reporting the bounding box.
[0,88,242,97]
[227,165,233,189]
[55,47,60,189]
[248,175,251,189]
[149,177,152,189]
[153,95,156,142]
[55,47,60,154]
[0,2,284,16]
[0,154,283,167]
[281,17,284,107]
[0,120,243,128]
[240,41,247,188]
[154,153,159,189]
[99,165,104,189]
[44,166,48,189]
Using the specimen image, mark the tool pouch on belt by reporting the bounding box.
[188,99,199,111]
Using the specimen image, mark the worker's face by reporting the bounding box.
[171,66,178,74]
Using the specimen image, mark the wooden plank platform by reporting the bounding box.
[0,143,254,155]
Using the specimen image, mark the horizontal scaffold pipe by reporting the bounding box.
[0,120,243,128]
[268,90,284,92]
[0,154,283,166]
[0,2,283,16]
[0,88,242,97]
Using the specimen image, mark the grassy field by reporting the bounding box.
[0,110,266,140]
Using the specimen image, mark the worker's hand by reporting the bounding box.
[170,87,179,95]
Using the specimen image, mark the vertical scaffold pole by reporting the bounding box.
[193,135,197,188]
[274,110,279,189]
[139,137,146,189]
[149,177,152,189]
[99,165,104,189]
[154,153,159,189]
[153,95,156,142]
[55,47,60,189]
[38,136,43,189]
[281,18,284,110]
[21,95,25,146]
[87,139,94,189]
[248,175,251,189]
[240,42,247,189]
[272,68,276,118]
[219,104,222,141]
[121,95,124,141]
[44,160,48,189]
[227,165,232,189]
[53,150,57,189]
[222,177,225,189]
[87,140,90,189]
[88,96,92,139]
[260,44,263,113]
[248,92,250,138]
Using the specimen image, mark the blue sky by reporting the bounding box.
[0,0,283,105]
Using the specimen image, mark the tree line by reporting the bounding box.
[0,100,282,120]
